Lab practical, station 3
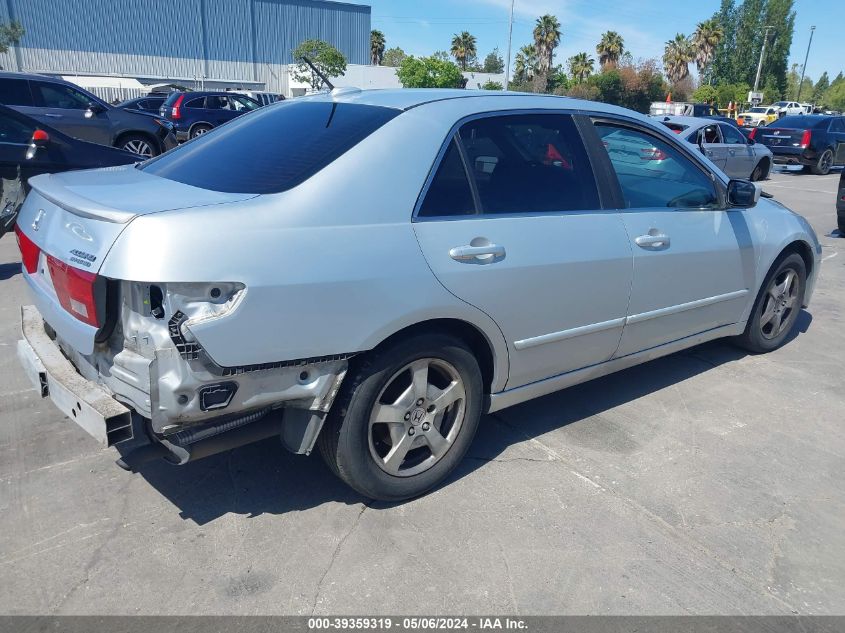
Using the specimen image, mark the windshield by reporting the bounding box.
[773,116,829,129]
[774,102,788,107]
[749,107,766,113]
[141,100,400,194]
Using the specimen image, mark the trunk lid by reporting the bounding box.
[756,127,807,148]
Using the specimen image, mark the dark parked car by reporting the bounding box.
[117,95,167,114]
[159,91,260,140]
[0,104,138,239]
[837,170,845,233]
[0,72,177,158]
[750,115,845,175]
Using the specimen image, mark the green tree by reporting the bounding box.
[824,79,845,111]
[382,47,407,67]
[759,0,795,97]
[812,72,829,103]
[370,30,386,65]
[692,84,719,103]
[710,0,737,83]
[481,80,503,90]
[533,14,562,93]
[396,55,464,88]
[732,0,765,85]
[513,45,537,84]
[568,52,594,83]
[450,31,477,71]
[590,69,624,104]
[292,39,347,90]
[0,20,24,61]
[596,31,624,68]
[482,48,505,74]
[663,34,693,84]
[692,18,724,80]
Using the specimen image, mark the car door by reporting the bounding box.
[29,81,111,145]
[227,95,259,119]
[413,112,633,389]
[692,123,728,172]
[829,117,845,165]
[591,119,755,358]
[719,122,755,178]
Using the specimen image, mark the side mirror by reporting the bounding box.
[727,179,760,208]
[25,129,50,160]
[84,103,106,119]
[747,136,755,145]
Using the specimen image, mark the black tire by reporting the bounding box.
[190,124,213,139]
[810,149,834,176]
[838,217,845,235]
[734,252,806,354]
[750,158,770,181]
[318,333,483,501]
[117,133,159,158]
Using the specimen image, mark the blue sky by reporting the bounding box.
[349,0,842,82]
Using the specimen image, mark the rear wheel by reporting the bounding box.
[838,216,845,235]
[810,149,834,176]
[117,134,158,158]
[735,253,805,353]
[319,333,483,501]
[190,124,213,139]
[750,158,770,181]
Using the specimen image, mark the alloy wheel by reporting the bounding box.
[368,358,466,477]
[123,139,153,157]
[818,150,833,175]
[759,268,799,340]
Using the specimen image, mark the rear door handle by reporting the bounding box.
[635,233,670,249]
[449,244,506,263]
[43,113,62,118]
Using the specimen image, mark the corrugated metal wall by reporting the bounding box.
[1,0,370,85]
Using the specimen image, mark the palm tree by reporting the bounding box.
[370,30,386,66]
[596,31,624,68]
[568,52,594,83]
[663,33,693,85]
[450,31,477,71]
[692,19,724,78]
[513,45,538,83]
[532,14,562,92]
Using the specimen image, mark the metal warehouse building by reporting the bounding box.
[0,0,371,97]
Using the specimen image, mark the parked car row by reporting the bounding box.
[13,89,822,500]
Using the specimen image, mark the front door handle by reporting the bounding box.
[635,233,670,249]
[449,243,506,263]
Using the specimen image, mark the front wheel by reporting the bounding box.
[190,124,213,139]
[810,149,834,176]
[319,333,483,501]
[118,134,158,158]
[735,253,806,353]
[750,159,770,181]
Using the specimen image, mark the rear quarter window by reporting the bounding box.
[141,100,400,194]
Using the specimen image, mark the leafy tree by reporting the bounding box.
[824,79,845,111]
[715,82,751,108]
[812,72,829,103]
[450,31,477,71]
[692,84,719,103]
[616,58,666,112]
[370,30,386,65]
[596,31,624,68]
[533,14,562,93]
[481,80,503,90]
[432,50,451,62]
[547,64,570,93]
[759,0,795,97]
[396,55,464,88]
[482,48,505,74]
[0,20,24,61]
[590,69,624,104]
[513,45,537,84]
[692,18,724,80]
[292,39,347,90]
[566,82,600,101]
[568,52,594,83]
[710,0,737,83]
[663,34,693,84]
[382,47,407,67]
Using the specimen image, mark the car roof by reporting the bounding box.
[655,115,714,130]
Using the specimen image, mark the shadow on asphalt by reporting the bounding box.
[0,261,21,281]
[125,311,813,525]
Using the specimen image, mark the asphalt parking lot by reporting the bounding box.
[0,167,843,615]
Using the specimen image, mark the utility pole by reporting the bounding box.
[504,0,515,91]
[753,26,774,93]
[796,25,816,102]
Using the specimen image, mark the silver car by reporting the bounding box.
[14,89,821,501]
[658,115,773,181]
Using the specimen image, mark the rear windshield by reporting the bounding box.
[774,116,829,129]
[660,122,689,133]
[141,100,400,194]
[162,92,182,107]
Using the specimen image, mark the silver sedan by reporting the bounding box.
[659,115,774,181]
[15,90,820,501]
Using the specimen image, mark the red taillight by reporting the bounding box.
[46,255,100,327]
[749,127,758,140]
[640,147,667,161]
[171,94,185,120]
[32,129,49,143]
[800,130,811,148]
[14,225,40,274]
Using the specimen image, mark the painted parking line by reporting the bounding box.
[764,182,838,195]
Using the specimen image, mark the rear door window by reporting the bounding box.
[594,122,719,210]
[720,123,746,144]
[32,82,93,110]
[418,139,476,217]
[141,100,400,194]
[0,79,34,106]
[457,113,599,214]
[185,97,205,108]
